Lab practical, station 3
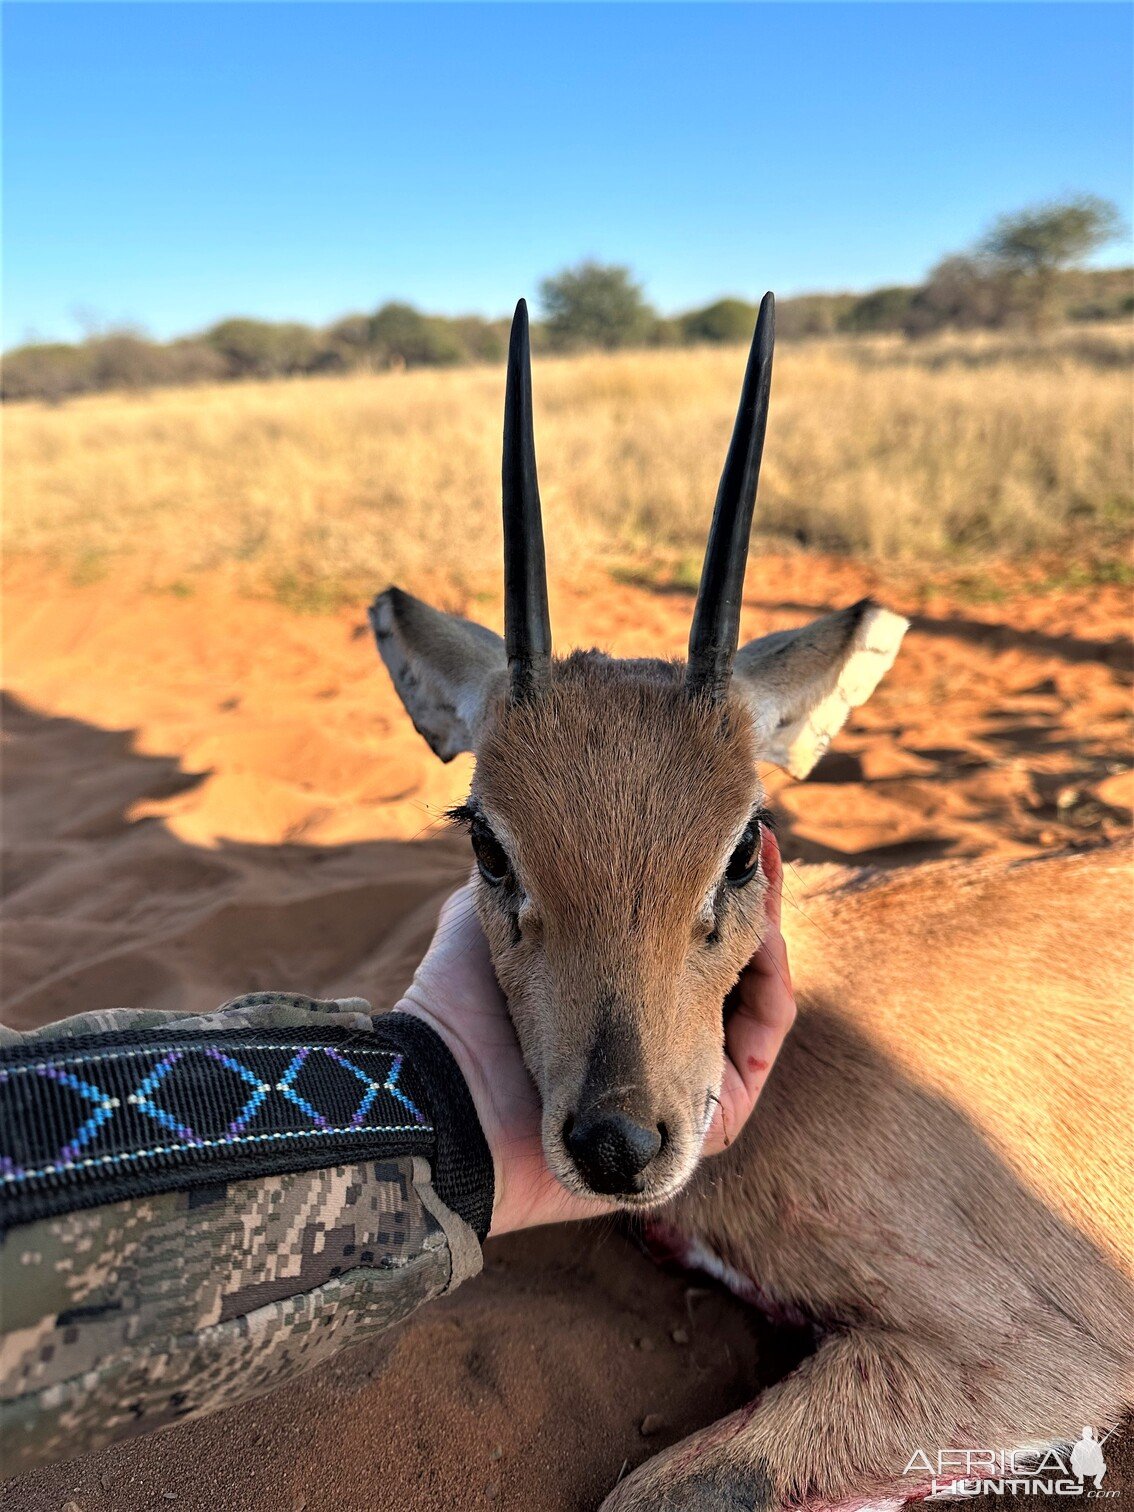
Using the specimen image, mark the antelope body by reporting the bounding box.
[373,297,1133,1510]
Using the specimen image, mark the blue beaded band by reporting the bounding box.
[0,1025,434,1233]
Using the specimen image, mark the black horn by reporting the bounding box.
[685,291,776,699]
[502,298,552,702]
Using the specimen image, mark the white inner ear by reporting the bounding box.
[739,604,909,780]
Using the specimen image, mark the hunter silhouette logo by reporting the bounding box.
[905,1428,1118,1498]
[1071,1428,1107,1490]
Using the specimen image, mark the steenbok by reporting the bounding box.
[372,296,1133,1511]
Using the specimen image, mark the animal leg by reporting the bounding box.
[600,1325,1001,1511]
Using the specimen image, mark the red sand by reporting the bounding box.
[2,558,1131,1509]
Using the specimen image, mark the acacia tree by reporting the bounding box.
[980,195,1124,332]
[539,262,656,350]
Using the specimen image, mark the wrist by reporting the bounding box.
[394,991,514,1233]
[377,1009,495,1243]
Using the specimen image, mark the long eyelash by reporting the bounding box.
[755,804,776,832]
[445,803,476,831]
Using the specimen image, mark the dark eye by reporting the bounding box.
[471,823,512,887]
[725,820,761,887]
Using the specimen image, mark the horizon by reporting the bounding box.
[3,2,1132,350]
[4,263,1133,358]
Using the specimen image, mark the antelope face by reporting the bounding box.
[371,294,908,1206]
[465,656,768,1203]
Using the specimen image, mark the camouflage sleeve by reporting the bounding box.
[0,994,491,1472]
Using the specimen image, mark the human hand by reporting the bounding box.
[397,829,796,1238]
[704,827,795,1156]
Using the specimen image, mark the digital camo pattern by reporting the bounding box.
[0,998,483,1473]
[0,991,379,1048]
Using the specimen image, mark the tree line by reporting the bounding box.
[3,195,1128,402]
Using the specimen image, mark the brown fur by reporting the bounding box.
[638,842,1134,1509]
[474,653,763,1202]
[376,601,1134,1511]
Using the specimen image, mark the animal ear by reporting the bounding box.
[733,599,908,779]
[369,587,507,761]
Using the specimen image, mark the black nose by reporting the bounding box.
[564,1110,664,1194]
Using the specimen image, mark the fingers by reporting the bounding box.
[724,942,795,1104]
[413,883,502,1013]
[721,830,796,1116]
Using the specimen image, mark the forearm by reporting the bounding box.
[0,994,493,1471]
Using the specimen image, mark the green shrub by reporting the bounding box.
[680,298,759,343]
[539,262,657,351]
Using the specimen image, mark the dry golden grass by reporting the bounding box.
[4,324,1131,608]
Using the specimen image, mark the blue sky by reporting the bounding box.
[3,2,1131,349]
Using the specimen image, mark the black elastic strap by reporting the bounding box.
[377,1014,494,1242]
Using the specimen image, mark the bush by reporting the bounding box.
[204,319,321,378]
[647,317,684,347]
[164,340,229,384]
[447,315,508,364]
[0,332,226,400]
[904,256,1012,336]
[775,294,857,338]
[680,298,759,343]
[88,334,183,390]
[539,262,657,351]
[841,286,917,334]
[368,304,465,368]
[2,343,91,401]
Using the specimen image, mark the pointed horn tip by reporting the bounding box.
[751,291,775,363]
[508,300,531,366]
[757,291,775,333]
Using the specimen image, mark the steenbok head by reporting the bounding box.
[372,295,907,1206]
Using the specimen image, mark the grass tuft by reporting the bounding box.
[4,325,1130,604]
